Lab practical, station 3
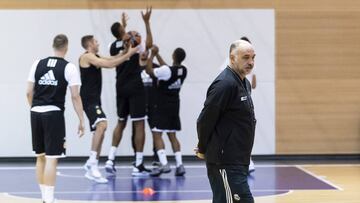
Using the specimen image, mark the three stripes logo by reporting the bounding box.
[38,69,58,86]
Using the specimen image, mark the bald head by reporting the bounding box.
[228,39,255,78]
[229,39,253,56]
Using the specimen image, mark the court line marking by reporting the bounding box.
[295,165,344,191]
[56,171,207,179]
[7,189,292,194]
[256,190,293,198]
[0,164,359,170]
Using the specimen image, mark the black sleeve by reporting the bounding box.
[196,80,234,154]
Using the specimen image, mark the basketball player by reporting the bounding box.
[26,34,84,203]
[79,35,138,183]
[145,45,187,176]
[105,7,153,176]
[109,12,138,159]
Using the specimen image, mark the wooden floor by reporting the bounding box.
[0,163,359,203]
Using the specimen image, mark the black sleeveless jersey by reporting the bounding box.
[157,65,187,102]
[110,39,143,94]
[79,54,102,105]
[32,57,69,110]
[116,54,144,94]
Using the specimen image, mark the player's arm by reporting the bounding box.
[83,46,138,68]
[121,12,128,30]
[69,85,85,137]
[66,63,85,137]
[155,52,167,66]
[26,82,34,106]
[145,46,157,76]
[141,6,153,50]
[26,60,38,107]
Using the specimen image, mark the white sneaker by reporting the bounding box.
[249,159,255,173]
[84,162,108,183]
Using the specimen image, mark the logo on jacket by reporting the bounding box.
[38,70,58,86]
[234,194,241,201]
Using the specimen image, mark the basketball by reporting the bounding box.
[142,187,155,195]
[124,30,141,47]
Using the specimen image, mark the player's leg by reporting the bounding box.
[150,130,171,176]
[129,91,150,176]
[167,132,185,176]
[91,121,107,159]
[31,111,47,201]
[85,120,108,183]
[42,111,66,203]
[43,157,58,203]
[133,119,146,165]
[35,155,46,201]
[105,96,129,174]
[147,103,161,166]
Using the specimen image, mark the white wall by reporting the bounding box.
[0,9,274,157]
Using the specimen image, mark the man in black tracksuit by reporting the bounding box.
[196,39,256,203]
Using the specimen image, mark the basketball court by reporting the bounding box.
[0,160,359,203]
[0,1,359,203]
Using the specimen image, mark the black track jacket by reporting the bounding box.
[197,67,256,165]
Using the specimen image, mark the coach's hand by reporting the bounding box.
[194,147,205,159]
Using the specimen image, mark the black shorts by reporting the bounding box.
[117,90,146,121]
[83,103,107,131]
[31,111,66,158]
[146,103,156,129]
[151,101,181,132]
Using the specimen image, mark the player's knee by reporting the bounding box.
[97,121,108,132]
[37,155,46,162]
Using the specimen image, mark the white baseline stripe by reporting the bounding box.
[57,171,207,179]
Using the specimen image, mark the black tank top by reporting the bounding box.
[79,54,102,105]
[32,57,69,110]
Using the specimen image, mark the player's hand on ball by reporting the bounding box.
[151,45,159,55]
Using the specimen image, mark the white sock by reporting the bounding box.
[157,149,168,166]
[108,146,117,161]
[88,151,97,164]
[174,151,183,167]
[39,184,45,201]
[43,185,54,203]
[135,152,143,166]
